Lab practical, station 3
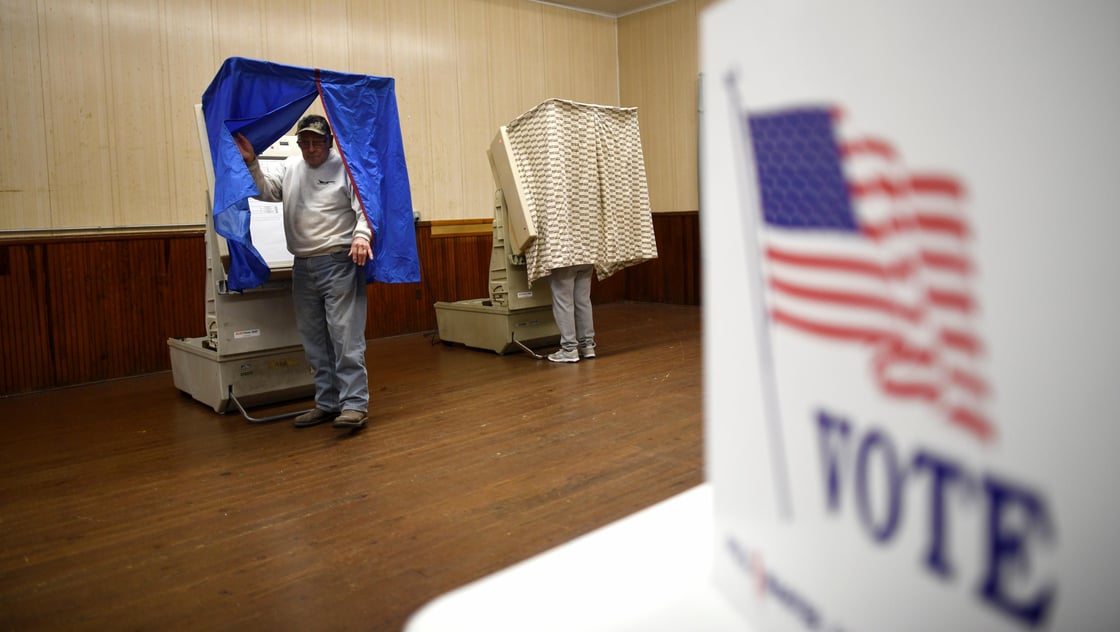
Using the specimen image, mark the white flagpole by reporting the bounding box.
[723,70,792,520]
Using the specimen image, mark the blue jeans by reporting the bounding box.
[292,253,368,413]
[549,264,595,351]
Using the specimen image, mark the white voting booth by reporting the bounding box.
[434,98,658,357]
[432,126,560,356]
[167,107,314,420]
[407,1,1119,630]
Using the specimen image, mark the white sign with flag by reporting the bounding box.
[701,1,1120,630]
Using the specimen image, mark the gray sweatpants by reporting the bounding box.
[548,264,596,351]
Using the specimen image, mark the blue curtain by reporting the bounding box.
[201,57,421,291]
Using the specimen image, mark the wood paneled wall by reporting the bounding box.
[1,0,709,231]
[3,0,620,231]
[618,0,713,213]
[0,212,698,396]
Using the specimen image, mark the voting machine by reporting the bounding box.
[167,106,314,419]
[432,127,560,355]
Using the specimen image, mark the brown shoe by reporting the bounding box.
[332,409,368,429]
[293,408,339,428]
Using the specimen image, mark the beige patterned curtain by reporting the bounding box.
[503,99,659,284]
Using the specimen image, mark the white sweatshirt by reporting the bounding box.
[248,151,372,257]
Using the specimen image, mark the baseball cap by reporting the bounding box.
[296,114,331,136]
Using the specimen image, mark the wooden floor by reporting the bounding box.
[0,302,703,632]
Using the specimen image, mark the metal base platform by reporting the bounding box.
[434,299,559,355]
[167,336,315,415]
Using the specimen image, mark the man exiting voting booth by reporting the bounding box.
[201,57,420,428]
[234,116,371,428]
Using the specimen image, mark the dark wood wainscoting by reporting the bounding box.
[0,235,207,395]
[0,212,699,395]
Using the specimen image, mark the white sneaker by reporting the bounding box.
[578,344,596,359]
[548,348,580,363]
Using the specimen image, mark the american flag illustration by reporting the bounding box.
[745,106,994,442]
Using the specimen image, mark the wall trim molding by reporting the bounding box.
[429,219,493,238]
[0,225,205,245]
